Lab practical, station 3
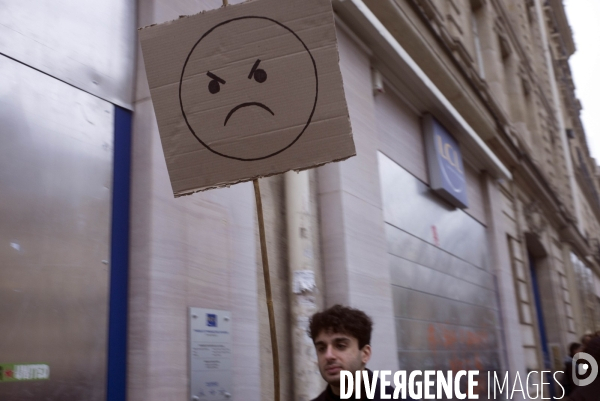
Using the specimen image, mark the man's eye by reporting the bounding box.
[336,343,347,350]
[208,80,220,94]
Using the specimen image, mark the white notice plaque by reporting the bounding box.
[190,308,232,401]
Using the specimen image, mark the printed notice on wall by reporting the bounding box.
[190,308,232,400]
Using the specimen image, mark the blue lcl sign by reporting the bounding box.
[423,115,469,209]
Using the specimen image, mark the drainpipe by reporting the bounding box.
[285,170,323,401]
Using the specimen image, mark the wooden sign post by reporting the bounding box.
[139,0,355,399]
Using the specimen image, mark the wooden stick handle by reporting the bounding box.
[253,178,280,401]
[222,0,229,5]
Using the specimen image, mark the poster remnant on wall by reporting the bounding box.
[0,363,50,382]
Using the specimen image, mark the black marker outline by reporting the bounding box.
[179,16,318,161]
[224,102,274,126]
[207,71,226,84]
[248,59,261,79]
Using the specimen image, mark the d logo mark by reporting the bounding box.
[573,352,599,387]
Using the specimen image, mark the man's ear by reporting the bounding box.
[361,344,372,366]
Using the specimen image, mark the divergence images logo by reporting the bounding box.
[206,313,217,328]
[573,352,599,387]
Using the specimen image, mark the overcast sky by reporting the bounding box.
[564,0,600,163]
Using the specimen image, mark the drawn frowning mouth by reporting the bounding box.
[223,102,274,126]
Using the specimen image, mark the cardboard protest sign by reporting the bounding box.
[139,0,355,196]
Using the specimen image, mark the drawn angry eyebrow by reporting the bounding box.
[207,71,226,84]
[248,59,261,79]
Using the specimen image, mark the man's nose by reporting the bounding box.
[324,345,336,360]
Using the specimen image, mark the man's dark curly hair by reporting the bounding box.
[583,335,600,361]
[308,304,373,349]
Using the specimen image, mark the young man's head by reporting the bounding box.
[581,334,594,347]
[583,335,600,361]
[308,305,373,392]
[569,342,582,358]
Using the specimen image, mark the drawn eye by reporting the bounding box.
[253,69,267,83]
[248,59,267,83]
[206,72,225,94]
[208,80,220,94]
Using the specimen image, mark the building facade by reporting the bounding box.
[1,0,600,400]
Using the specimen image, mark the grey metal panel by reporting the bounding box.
[0,0,136,109]
[378,152,487,268]
[391,286,498,328]
[386,227,496,291]
[380,151,502,375]
[0,56,113,400]
[389,255,497,308]
[394,319,498,352]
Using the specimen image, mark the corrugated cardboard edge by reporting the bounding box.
[174,150,354,197]
[137,0,262,31]
[140,0,357,197]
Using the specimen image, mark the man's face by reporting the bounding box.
[314,330,371,387]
